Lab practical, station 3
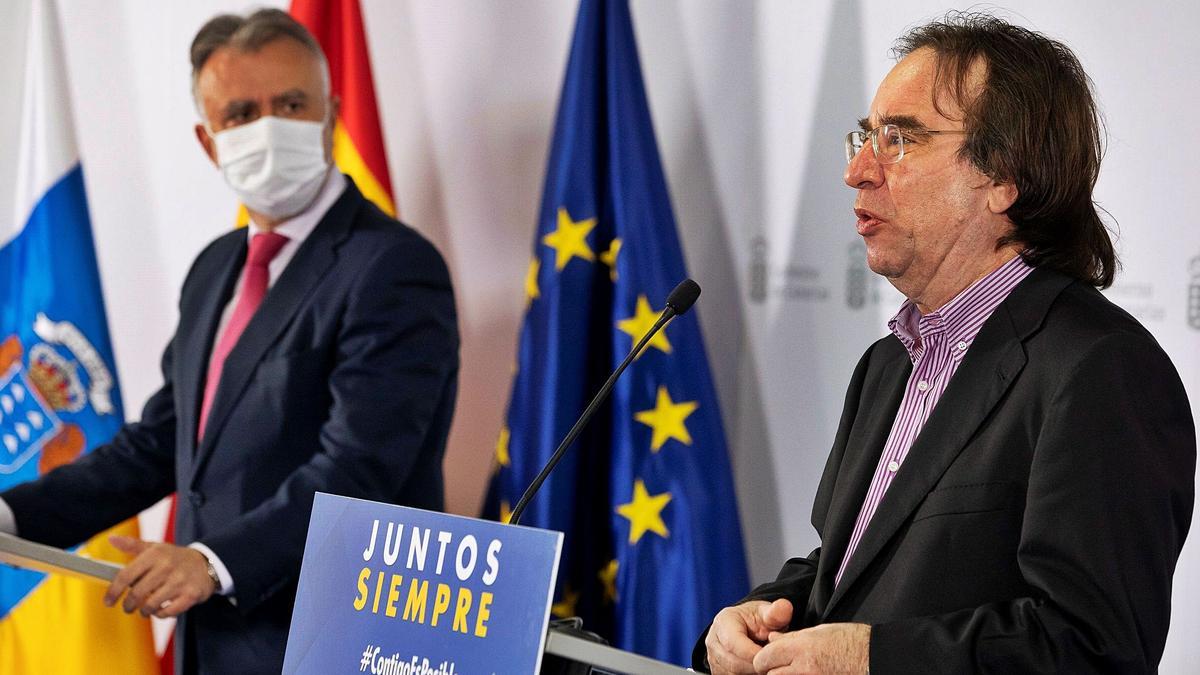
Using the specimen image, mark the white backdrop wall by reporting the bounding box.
[4,0,1196,669]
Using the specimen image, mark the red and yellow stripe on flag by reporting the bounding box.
[0,521,158,673]
[292,0,396,216]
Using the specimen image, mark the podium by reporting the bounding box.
[544,627,691,674]
[3,511,699,674]
[282,493,704,673]
[0,531,119,582]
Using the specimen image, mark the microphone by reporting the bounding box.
[508,278,702,525]
[665,278,700,316]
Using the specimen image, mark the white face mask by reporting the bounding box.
[211,116,331,220]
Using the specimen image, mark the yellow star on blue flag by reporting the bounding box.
[543,207,596,270]
[617,295,672,357]
[616,479,672,544]
[634,386,698,452]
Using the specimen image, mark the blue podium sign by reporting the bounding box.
[284,493,563,674]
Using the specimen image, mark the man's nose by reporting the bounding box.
[844,143,884,190]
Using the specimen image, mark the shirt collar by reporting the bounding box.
[888,255,1034,364]
[246,170,348,244]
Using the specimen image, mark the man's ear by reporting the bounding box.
[195,123,219,167]
[329,95,341,123]
[323,95,341,163]
[987,180,1018,214]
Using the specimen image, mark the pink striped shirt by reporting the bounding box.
[834,255,1034,587]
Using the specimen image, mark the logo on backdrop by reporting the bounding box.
[749,236,768,304]
[1189,256,1200,330]
[0,313,115,475]
[746,236,834,304]
[1105,281,1165,325]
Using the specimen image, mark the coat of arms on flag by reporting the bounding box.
[0,316,116,477]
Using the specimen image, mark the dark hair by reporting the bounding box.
[189,9,328,108]
[895,12,1117,287]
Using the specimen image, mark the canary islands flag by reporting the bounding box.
[0,0,156,671]
[485,0,749,664]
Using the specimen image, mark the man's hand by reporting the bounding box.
[705,598,794,675]
[103,536,216,618]
[752,622,870,675]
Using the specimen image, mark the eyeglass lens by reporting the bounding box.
[845,125,904,164]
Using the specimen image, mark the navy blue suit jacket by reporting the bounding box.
[3,178,459,674]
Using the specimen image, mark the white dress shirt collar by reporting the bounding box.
[245,169,348,248]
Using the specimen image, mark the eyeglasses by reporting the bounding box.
[845,124,966,164]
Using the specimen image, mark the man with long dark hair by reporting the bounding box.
[699,13,1193,674]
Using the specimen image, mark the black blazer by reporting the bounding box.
[695,268,1194,673]
[4,178,459,674]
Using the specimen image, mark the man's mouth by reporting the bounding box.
[854,207,884,235]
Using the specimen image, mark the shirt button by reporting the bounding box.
[916,380,929,392]
[957,341,968,351]
[887,461,900,472]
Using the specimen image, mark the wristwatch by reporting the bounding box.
[202,554,221,593]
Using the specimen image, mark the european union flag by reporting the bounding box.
[485,0,749,664]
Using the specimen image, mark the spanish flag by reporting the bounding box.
[292,0,396,215]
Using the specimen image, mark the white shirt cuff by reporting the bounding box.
[188,542,235,596]
[0,498,16,535]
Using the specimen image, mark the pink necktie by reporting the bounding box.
[196,231,289,441]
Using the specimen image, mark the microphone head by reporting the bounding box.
[665,278,701,316]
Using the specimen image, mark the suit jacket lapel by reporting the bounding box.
[190,183,362,483]
[175,237,247,462]
[821,268,1072,617]
[810,347,910,615]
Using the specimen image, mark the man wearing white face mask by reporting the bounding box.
[207,114,333,220]
[0,9,459,674]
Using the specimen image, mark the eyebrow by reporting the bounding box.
[271,89,309,107]
[221,99,257,121]
[858,114,928,132]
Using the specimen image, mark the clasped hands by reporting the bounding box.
[101,535,217,618]
[705,599,870,675]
